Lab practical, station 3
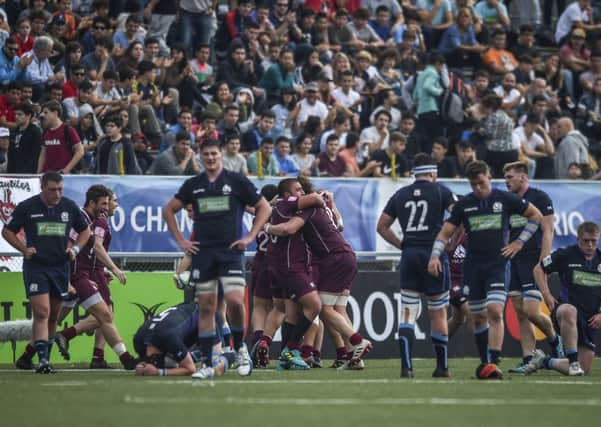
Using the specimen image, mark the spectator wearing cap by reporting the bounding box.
[0,127,9,172]
[133,132,155,173]
[555,0,601,45]
[294,81,329,131]
[259,48,296,102]
[24,37,66,101]
[48,14,69,61]
[113,14,146,53]
[361,109,391,152]
[0,37,31,85]
[81,36,117,81]
[53,0,78,40]
[0,82,21,130]
[559,28,591,76]
[96,115,141,174]
[247,137,281,176]
[8,102,41,173]
[147,130,200,175]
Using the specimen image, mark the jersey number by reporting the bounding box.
[152,307,178,323]
[404,200,429,232]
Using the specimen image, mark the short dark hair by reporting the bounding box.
[95,35,114,50]
[78,80,94,92]
[103,114,123,128]
[276,136,290,145]
[175,130,190,142]
[14,102,35,117]
[277,178,298,197]
[413,153,436,169]
[482,93,503,110]
[334,113,349,126]
[224,104,239,114]
[200,139,221,150]
[433,136,448,150]
[474,69,490,80]
[144,36,160,46]
[41,171,63,187]
[374,109,392,122]
[457,140,474,151]
[466,160,490,180]
[326,134,339,144]
[42,100,63,116]
[260,110,276,120]
[578,221,600,237]
[525,112,540,124]
[103,70,119,81]
[85,184,111,207]
[260,184,278,201]
[354,8,370,20]
[6,81,22,91]
[260,137,274,146]
[503,161,529,175]
[532,94,547,105]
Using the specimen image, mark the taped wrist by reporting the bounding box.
[431,239,445,258]
[517,220,539,244]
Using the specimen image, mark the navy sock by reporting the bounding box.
[523,354,533,364]
[198,333,217,366]
[34,340,49,364]
[431,332,448,370]
[474,326,489,363]
[489,349,501,365]
[231,327,244,351]
[566,348,578,364]
[398,324,415,371]
[280,321,295,352]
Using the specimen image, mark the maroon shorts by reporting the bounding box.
[251,260,273,300]
[271,266,316,302]
[93,270,112,306]
[315,251,357,294]
[71,273,101,304]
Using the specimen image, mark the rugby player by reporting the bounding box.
[133,303,235,378]
[503,161,564,373]
[53,189,128,368]
[163,139,271,376]
[59,185,136,369]
[447,228,471,338]
[526,221,601,376]
[3,172,90,373]
[428,160,543,379]
[377,153,457,378]
[249,184,281,368]
[262,178,326,370]
[266,178,373,370]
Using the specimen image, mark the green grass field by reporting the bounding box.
[1,358,600,427]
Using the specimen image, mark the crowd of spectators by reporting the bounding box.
[1,0,600,180]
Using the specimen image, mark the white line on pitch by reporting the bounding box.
[123,395,601,407]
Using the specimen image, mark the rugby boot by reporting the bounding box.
[400,368,414,378]
[235,343,253,376]
[508,363,530,374]
[568,361,584,376]
[350,339,373,361]
[432,367,451,378]
[277,347,309,370]
[36,362,56,374]
[54,333,70,361]
[552,336,565,359]
[192,366,215,379]
[330,359,346,368]
[523,349,546,375]
[90,359,112,369]
[256,339,270,368]
[15,355,34,370]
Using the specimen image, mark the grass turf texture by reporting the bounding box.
[1,358,600,427]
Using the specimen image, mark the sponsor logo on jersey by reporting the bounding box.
[542,255,552,267]
[413,189,421,197]
[37,222,67,236]
[572,270,601,287]
[193,188,206,193]
[468,214,502,231]
[30,213,44,218]
[197,196,230,213]
[492,202,503,213]
[568,264,583,268]
[509,214,528,229]
[61,211,69,222]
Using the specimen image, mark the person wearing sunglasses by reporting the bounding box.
[0,37,32,85]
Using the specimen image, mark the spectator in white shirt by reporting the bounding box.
[513,112,555,178]
[360,109,391,152]
[493,72,523,113]
[332,70,362,131]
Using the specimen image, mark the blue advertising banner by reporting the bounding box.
[61,176,380,253]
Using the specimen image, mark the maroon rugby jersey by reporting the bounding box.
[267,197,311,270]
[298,205,352,258]
[69,208,95,276]
[92,216,111,275]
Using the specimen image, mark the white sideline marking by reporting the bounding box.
[124,395,601,407]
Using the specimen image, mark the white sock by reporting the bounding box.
[112,342,126,356]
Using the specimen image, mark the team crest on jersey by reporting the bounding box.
[29,283,38,292]
[463,286,470,296]
[492,202,503,213]
[542,256,552,267]
[61,211,69,222]
[222,184,232,195]
[192,269,200,280]
[413,189,421,197]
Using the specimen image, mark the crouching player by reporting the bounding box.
[526,222,601,376]
[134,302,235,378]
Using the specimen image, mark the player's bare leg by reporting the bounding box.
[301,320,319,365]
[522,298,564,356]
[511,295,536,368]
[448,302,470,337]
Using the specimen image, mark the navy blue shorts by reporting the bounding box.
[190,247,244,283]
[463,256,509,301]
[509,252,539,295]
[552,304,597,351]
[399,247,450,296]
[134,324,189,362]
[22,261,70,300]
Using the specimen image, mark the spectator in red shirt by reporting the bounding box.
[62,64,87,99]
[36,100,84,174]
[317,133,351,176]
[14,18,35,56]
[0,82,21,130]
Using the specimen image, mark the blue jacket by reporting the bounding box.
[0,49,26,85]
